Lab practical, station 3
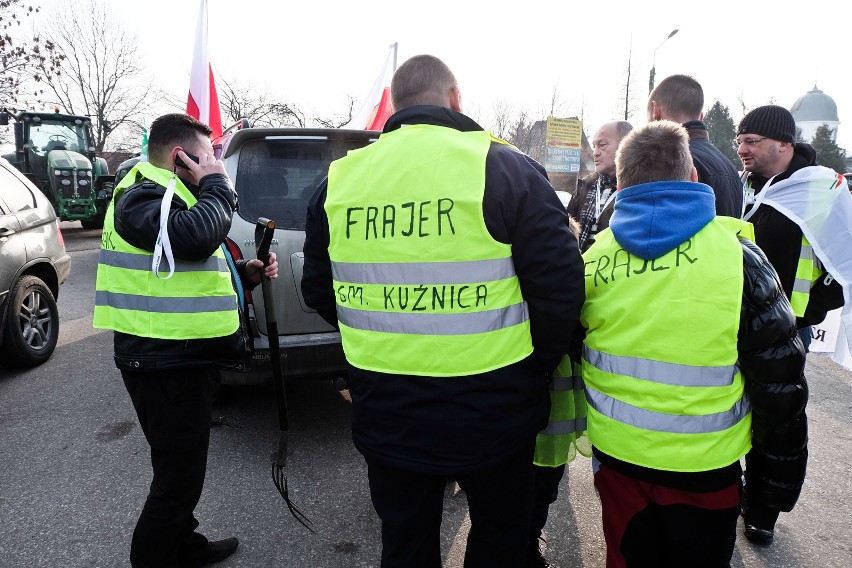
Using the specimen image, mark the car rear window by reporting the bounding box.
[234,137,367,230]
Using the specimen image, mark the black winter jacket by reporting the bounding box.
[301,105,586,475]
[745,143,845,328]
[738,239,808,511]
[109,171,253,372]
[683,120,743,218]
[595,237,807,504]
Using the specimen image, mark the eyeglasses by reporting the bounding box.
[733,137,768,150]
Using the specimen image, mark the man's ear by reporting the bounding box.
[449,86,462,113]
[690,166,699,182]
[170,147,182,168]
[649,101,663,121]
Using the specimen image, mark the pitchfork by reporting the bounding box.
[255,217,314,532]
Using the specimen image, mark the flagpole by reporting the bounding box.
[391,42,398,72]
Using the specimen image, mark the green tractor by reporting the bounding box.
[0,107,115,229]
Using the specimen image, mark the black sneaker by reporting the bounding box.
[744,524,774,545]
[201,537,239,565]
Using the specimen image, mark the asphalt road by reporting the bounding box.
[1,222,850,567]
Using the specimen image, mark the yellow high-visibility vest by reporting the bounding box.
[325,124,532,376]
[790,236,823,317]
[534,354,592,467]
[580,216,753,472]
[93,162,239,339]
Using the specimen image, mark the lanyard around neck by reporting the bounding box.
[152,176,177,279]
[595,177,616,218]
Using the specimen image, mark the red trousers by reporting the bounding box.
[594,461,741,568]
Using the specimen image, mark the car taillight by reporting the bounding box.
[225,236,243,261]
[56,220,65,248]
[225,237,253,304]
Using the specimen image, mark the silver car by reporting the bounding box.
[0,157,71,368]
[220,128,378,384]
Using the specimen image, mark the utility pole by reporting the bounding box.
[624,35,632,121]
[649,29,679,94]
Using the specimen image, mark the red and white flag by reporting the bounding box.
[186,0,223,139]
[345,43,397,131]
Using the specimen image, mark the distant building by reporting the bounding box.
[790,84,840,143]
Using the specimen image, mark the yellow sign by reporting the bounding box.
[545,117,583,172]
[546,117,583,148]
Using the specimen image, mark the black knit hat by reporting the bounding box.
[737,105,796,143]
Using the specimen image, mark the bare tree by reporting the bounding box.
[219,76,305,128]
[0,0,63,107]
[313,96,356,129]
[37,0,158,152]
[489,99,516,141]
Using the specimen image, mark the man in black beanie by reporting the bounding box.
[736,104,849,545]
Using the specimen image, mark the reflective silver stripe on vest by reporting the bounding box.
[331,258,516,285]
[584,346,738,388]
[95,291,236,313]
[585,385,750,434]
[800,243,813,262]
[336,301,528,335]
[793,278,812,293]
[552,375,584,392]
[99,249,228,273]
[541,417,588,436]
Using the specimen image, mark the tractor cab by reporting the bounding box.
[0,108,114,228]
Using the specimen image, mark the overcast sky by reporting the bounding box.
[104,0,849,150]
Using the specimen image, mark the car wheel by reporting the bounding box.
[1,275,60,368]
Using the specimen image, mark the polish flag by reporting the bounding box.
[345,43,397,131]
[186,0,223,139]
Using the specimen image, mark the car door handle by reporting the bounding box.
[0,226,15,236]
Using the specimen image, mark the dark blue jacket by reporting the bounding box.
[684,120,743,218]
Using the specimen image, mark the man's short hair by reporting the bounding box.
[648,74,704,120]
[613,120,634,141]
[148,113,212,165]
[616,120,693,188]
[391,55,457,111]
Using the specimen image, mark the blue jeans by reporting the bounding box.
[798,326,812,353]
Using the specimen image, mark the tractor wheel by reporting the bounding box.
[1,275,60,368]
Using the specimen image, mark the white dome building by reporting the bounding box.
[790,85,840,143]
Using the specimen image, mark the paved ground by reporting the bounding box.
[1,223,849,567]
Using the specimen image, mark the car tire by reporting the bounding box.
[1,275,60,368]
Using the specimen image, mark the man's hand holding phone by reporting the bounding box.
[175,148,227,186]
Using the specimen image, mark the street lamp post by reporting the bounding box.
[648,29,679,94]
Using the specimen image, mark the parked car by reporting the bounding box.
[0,157,71,368]
[220,127,378,384]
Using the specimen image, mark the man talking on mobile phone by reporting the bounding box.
[94,113,278,567]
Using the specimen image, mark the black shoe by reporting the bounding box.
[201,537,239,565]
[744,524,774,545]
[526,540,555,568]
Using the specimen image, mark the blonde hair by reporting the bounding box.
[616,121,693,189]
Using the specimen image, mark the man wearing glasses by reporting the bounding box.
[736,104,850,546]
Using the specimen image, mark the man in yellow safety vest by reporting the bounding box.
[582,120,806,566]
[94,113,278,567]
[302,55,585,567]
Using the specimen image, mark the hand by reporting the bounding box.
[176,149,228,186]
[246,252,278,285]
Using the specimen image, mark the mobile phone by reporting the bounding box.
[175,151,200,169]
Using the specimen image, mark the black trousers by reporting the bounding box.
[366,442,536,568]
[530,464,566,543]
[122,368,216,568]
